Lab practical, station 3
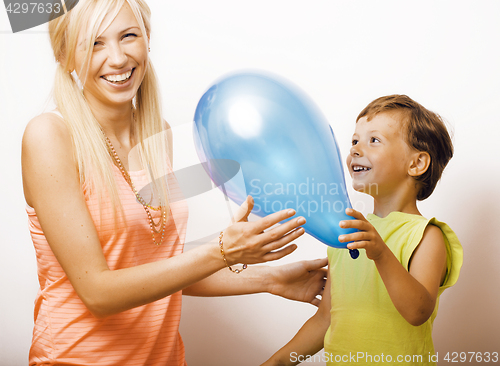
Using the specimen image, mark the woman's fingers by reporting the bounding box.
[253,208,297,233]
[259,215,306,244]
[223,208,306,265]
[262,243,297,262]
[262,226,305,252]
[303,257,328,272]
[232,195,254,223]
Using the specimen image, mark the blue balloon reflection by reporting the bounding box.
[193,71,357,249]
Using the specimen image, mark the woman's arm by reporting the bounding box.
[22,114,305,319]
[183,258,328,306]
[182,170,328,304]
[261,272,331,366]
[339,208,447,326]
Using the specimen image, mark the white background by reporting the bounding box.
[1,1,500,365]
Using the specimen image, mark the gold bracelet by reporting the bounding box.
[218,231,247,274]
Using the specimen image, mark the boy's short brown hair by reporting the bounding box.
[357,95,453,200]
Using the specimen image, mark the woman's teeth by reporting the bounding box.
[102,69,133,83]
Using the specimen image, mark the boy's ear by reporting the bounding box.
[408,151,430,177]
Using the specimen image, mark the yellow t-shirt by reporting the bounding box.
[324,211,463,366]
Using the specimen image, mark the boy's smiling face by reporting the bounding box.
[346,112,415,197]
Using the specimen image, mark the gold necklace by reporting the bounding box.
[100,128,167,245]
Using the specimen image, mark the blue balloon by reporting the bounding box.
[193,71,357,249]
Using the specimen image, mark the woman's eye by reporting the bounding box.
[123,33,137,39]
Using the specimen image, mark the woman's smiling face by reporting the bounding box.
[74,2,149,109]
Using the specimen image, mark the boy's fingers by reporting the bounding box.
[339,219,371,231]
[347,241,367,250]
[339,231,368,243]
[345,208,365,220]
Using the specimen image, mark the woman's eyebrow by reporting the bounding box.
[96,26,141,40]
[120,26,141,33]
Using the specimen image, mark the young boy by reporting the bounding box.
[262,95,463,366]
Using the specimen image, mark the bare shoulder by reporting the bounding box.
[22,112,78,207]
[22,112,72,155]
[420,224,446,250]
[409,223,447,290]
[410,224,446,264]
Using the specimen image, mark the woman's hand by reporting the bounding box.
[222,196,307,266]
[338,208,389,260]
[267,258,328,306]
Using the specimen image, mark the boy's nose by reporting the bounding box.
[350,145,362,157]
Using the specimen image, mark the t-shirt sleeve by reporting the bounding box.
[400,217,463,294]
[429,218,464,294]
[400,217,431,271]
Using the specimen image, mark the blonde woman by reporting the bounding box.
[22,0,327,365]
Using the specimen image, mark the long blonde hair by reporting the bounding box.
[48,0,170,227]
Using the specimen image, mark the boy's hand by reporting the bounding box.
[338,208,389,261]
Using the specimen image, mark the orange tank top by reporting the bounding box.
[27,149,189,365]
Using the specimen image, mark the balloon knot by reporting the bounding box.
[349,249,359,259]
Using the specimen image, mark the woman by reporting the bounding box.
[22,0,327,365]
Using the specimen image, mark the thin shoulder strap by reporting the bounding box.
[47,109,63,118]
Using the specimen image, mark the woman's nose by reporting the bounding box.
[107,43,127,67]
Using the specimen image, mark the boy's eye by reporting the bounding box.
[351,139,358,146]
[370,137,380,143]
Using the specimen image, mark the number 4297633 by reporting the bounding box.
[443,352,498,363]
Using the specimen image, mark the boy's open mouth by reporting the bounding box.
[352,165,371,172]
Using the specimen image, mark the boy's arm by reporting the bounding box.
[339,208,447,326]
[261,272,331,366]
